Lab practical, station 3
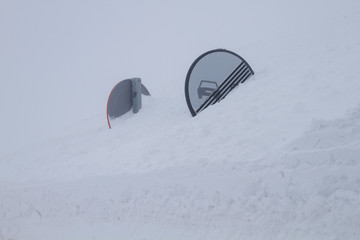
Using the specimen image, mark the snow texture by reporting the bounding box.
[1,0,360,239]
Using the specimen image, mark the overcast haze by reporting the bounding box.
[0,0,336,153]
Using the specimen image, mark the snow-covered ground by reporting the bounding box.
[1,0,360,239]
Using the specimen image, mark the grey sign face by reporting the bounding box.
[185,49,254,116]
[106,78,151,129]
[107,79,133,120]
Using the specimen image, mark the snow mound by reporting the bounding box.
[1,107,359,240]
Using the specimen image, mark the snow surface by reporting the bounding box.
[1,0,360,239]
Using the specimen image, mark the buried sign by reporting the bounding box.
[185,49,254,116]
[106,78,150,129]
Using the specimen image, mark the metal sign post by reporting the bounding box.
[131,78,142,113]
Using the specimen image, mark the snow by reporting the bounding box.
[1,0,360,239]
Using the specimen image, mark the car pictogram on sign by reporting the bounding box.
[197,80,218,99]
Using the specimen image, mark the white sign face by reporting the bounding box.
[185,49,254,116]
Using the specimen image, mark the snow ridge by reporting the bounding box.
[1,107,360,240]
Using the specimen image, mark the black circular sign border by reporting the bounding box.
[185,48,254,117]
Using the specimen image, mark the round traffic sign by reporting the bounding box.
[185,49,254,116]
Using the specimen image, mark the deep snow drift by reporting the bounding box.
[1,0,360,239]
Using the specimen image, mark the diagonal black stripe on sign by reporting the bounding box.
[207,64,248,107]
[196,62,246,113]
[212,66,249,104]
[196,63,246,113]
[216,69,251,103]
[240,72,251,83]
[196,64,252,113]
[218,71,252,102]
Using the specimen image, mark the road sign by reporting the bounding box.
[106,78,150,128]
[185,49,254,116]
